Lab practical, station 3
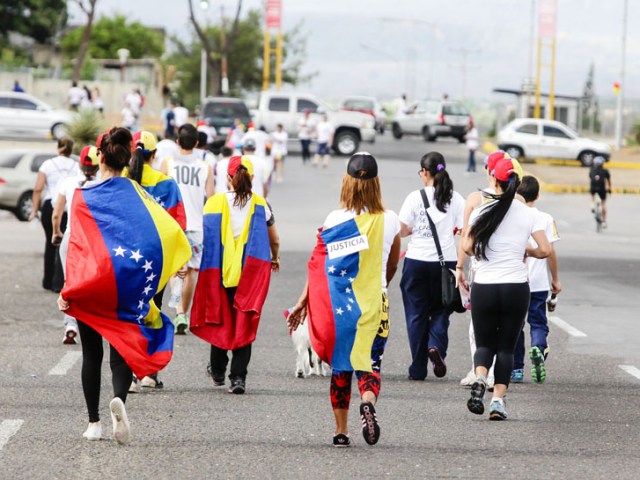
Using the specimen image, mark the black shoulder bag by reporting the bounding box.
[420,189,466,313]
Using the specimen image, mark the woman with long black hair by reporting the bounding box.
[460,156,551,420]
[398,152,465,380]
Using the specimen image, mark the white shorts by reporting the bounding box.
[186,230,203,270]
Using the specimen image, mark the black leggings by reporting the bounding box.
[470,282,530,386]
[40,199,66,291]
[77,320,132,423]
[210,344,252,381]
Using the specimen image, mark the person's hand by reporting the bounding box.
[57,294,69,311]
[28,211,37,222]
[287,302,307,331]
[51,234,63,247]
[175,265,188,279]
[271,257,280,273]
[455,268,469,291]
[551,279,562,295]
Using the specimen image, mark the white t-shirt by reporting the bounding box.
[270,130,288,157]
[154,139,180,171]
[323,209,400,291]
[39,155,79,202]
[316,120,334,143]
[197,124,217,144]
[173,106,190,128]
[469,199,545,284]
[125,92,142,115]
[466,127,479,150]
[214,156,231,194]
[168,152,210,232]
[242,129,270,158]
[298,116,313,140]
[57,174,100,233]
[194,148,216,173]
[399,187,465,262]
[225,192,272,238]
[68,86,83,106]
[243,154,270,198]
[527,207,560,292]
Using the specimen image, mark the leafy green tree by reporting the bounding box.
[168,5,309,108]
[61,15,165,60]
[0,0,67,45]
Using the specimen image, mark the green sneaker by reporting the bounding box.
[529,346,546,384]
[174,313,189,335]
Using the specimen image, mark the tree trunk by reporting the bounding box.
[71,5,95,83]
[208,61,221,96]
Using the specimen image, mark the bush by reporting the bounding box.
[64,108,105,154]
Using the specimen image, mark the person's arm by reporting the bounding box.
[527,230,552,259]
[455,191,480,288]
[160,158,169,175]
[605,170,612,192]
[51,194,66,244]
[386,234,401,286]
[204,165,214,198]
[268,223,280,272]
[547,245,561,294]
[29,171,46,221]
[287,279,309,331]
[399,221,413,237]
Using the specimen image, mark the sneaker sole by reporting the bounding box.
[228,385,245,394]
[530,347,546,384]
[489,408,508,421]
[359,402,380,446]
[467,381,486,415]
[63,330,77,345]
[109,398,130,445]
[175,323,188,335]
[428,348,447,378]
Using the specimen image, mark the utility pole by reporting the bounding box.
[614,0,628,150]
[448,47,480,100]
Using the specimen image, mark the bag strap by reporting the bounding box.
[419,189,446,267]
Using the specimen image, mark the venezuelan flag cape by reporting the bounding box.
[140,164,187,230]
[191,193,272,350]
[62,177,191,378]
[307,213,383,372]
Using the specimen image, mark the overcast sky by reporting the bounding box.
[68,0,640,103]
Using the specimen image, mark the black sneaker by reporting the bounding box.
[359,401,380,445]
[228,378,245,394]
[467,379,486,415]
[206,363,225,387]
[332,433,352,448]
[428,347,447,378]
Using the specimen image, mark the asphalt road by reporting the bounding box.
[0,134,639,479]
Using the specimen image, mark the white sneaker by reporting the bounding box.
[460,370,476,386]
[109,398,130,445]
[82,421,102,441]
[128,375,139,394]
[63,326,78,345]
[140,376,163,389]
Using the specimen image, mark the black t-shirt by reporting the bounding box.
[589,166,610,190]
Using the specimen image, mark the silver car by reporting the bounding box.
[0,92,72,140]
[0,150,62,221]
[392,99,471,143]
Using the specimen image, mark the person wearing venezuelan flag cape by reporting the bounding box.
[288,153,401,448]
[57,127,191,445]
[191,156,280,395]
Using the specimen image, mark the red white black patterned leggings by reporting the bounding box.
[330,293,389,410]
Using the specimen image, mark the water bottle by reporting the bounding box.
[547,293,558,312]
[167,276,183,309]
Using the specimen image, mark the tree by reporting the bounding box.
[70,0,97,83]
[0,0,67,45]
[167,3,309,108]
[60,15,165,60]
[581,63,601,134]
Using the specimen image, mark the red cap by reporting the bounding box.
[227,155,254,176]
[485,150,509,173]
[96,132,105,149]
[493,157,515,182]
[80,146,99,166]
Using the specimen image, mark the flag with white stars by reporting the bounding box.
[138,164,186,230]
[62,177,191,378]
[307,213,384,372]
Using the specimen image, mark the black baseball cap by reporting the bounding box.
[347,152,378,179]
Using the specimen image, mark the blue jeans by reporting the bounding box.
[300,139,311,162]
[400,258,454,380]
[514,290,549,369]
[467,149,476,172]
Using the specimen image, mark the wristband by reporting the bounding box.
[455,265,463,270]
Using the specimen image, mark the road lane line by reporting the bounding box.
[618,365,640,380]
[0,420,24,450]
[48,351,82,376]
[548,316,587,338]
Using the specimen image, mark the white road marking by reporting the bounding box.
[48,351,82,376]
[548,316,587,338]
[618,365,640,381]
[0,420,24,450]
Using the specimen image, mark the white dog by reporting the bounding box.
[290,321,331,378]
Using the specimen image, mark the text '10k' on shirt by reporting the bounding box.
[168,152,209,232]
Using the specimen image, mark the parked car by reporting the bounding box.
[0,150,76,221]
[391,99,471,143]
[497,118,611,166]
[200,96,252,151]
[0,92,72,140]
[340,96,387,134]
[253,92,376,156]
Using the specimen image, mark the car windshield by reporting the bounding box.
[202,101,250,122]
[0,152,22,168]
[443,104,469,116]
[343,99,374,110]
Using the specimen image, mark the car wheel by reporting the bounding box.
[392,123,403,139]
[578,151,596,167]
[423,127,436,142]
[457,136,466,144]
[51,123,67,140]
[15,191,33,222]
[334,130,359,156]
[504,146,524,160]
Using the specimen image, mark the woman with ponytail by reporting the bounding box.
[191,156,280,395]
[461,156,551,421]
[398,152,465,381]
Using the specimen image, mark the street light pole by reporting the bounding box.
[614,0,628,150]
[200,0,209,103]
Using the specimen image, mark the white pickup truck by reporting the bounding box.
[252,92,377,155]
